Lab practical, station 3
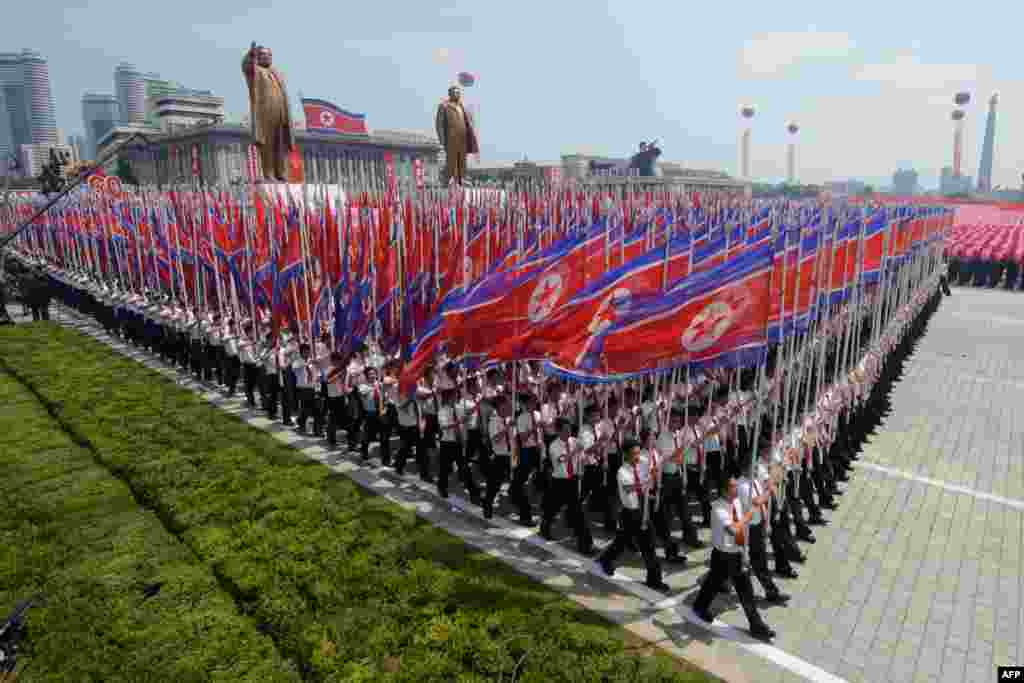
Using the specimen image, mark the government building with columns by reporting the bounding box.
[96,122,442,187]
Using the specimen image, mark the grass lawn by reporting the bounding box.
[0,322,717,683]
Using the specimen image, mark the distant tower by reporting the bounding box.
[786,121,799,183]
[739,105,755,179]
[977,92,998,193]
[952,109,965,178]
[114,62,145,124]
[952,91,971,178]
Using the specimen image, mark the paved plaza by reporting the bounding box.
[14,284,1023,683]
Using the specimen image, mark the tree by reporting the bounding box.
[859,185,875,197]
[116,158,139,187]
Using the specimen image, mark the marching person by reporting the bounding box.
[379,362,399,467]
[358,366,386,462]
[656,408,704,549]
[641,428,686,565]
[540,417,594,554]
[511,392,542,525]
[416,366,440,482]
[394,382,421,477]
[260,329,280,419]
[691,476,776,642]
[597,438,670,592]
[293,343,316,435]
[323,352,348,449]
[279,329,300,427]
[437,386,480,503]
[484,394,515,519]
[738,456,791,605]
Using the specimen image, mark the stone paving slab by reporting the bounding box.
[20,287,1023,683]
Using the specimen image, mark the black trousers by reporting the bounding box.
[324,395,347,446]
[687,465,711,525]
[603,450,623,529]
[771,500,800,567]
[541,477,593,552]
[648,492,681,559]
[224,355,240,395]
[748,523,780,597]
[599,507,662,586]
[281,371,298,425]
[242,363,260,406]
[485,454,512,507]
[361,411,385,460]
[510,446,540,521]
[394,424,419,473]
[438,440,479,500]
[660,473,701,545]
[295,387,316,431]
[263,371,280,417]
[692,548,768,631]
[581,463,606,514]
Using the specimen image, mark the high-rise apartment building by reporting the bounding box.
[0,49,58,175]
[81,92,120,161]
[892,168,919,195]
[114,62,145,124]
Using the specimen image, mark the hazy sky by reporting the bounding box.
[5,0,1021,189]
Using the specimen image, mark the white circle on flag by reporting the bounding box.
[681,301,735,353]
[320,110,335,128]
[528,271,563,323]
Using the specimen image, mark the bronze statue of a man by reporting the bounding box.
[435,85,479,186]
[242,43,293,183]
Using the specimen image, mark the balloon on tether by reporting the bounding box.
[740,105,756,119]
[951,109,965,122]
[954,91,970,107]
[786,122,799,135]
[457,71,476,87]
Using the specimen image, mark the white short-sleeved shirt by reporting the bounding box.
[578,424,599,465]
[617,459,652,511]
[438,404,460,442]
[710,498,744,554]
[517,410,539,449]
[655,429,683,475]
[548,437,577,479]
[489,414,513,455]
[396,395,419,427]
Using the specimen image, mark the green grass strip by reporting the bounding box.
[0,352,301,682]
[0,322,716,682]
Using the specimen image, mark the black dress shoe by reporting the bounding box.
[578,545,596,557]
[765,592,790,604]
[820,501,837,510]
[776,567,799,579]
[665,553,687,566]
[750,624,776,641]
[599,558,614,576]
[797,531,816,544]
[693,608,714,624]
[685,537,706,549]
[646,581,672,593]
[482,503,493,520]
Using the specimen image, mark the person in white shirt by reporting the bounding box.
[656,409,704,550]
[436,387,480,502]
[597,439,669,592]
[599,395,624,533]
[238,325,260,408]
[393,378,421,477]
[322,352,348,449]
[460,376,486,471]
[415,366,440,483]
[510,392,542,525]
[377,361,399,467]
[292,343,317,434]
[483,394,515,519]
[577,405,607,520]
[357,366,386,461]
[259,330,281,419]
[278,331,300,427]
[223,322,240,397]
[691,477,776,642]
[540,418,593,554]
[737,454,790,605]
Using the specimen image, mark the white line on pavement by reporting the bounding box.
[853,460,1024,511]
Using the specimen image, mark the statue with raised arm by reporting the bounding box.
[242,43,293,183]
[435,85,479,186]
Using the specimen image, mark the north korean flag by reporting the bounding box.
[302,98,368,135]
[562,241,774,375]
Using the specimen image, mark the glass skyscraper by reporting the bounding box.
[0,49,58,175]
[81,92,120,161]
